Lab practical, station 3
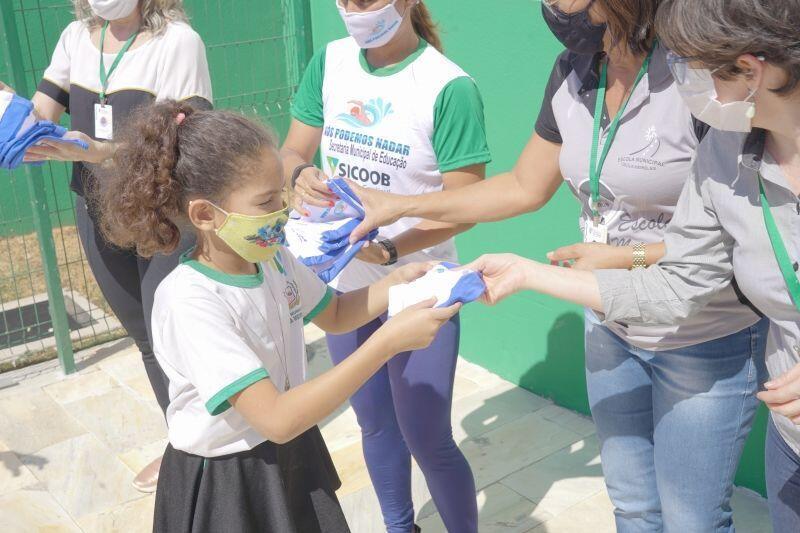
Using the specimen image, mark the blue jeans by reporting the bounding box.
[326,313,477,533]
[766,416,800,531]
[585,311,769,533]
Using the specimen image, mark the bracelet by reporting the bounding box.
[632,242,647,269]
[291,163,315,188]
[378,238,398,266]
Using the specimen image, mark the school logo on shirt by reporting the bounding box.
[618,126,665,171]
[336,98,393,128]
[285,281,302,322]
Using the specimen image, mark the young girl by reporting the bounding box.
[94,100,460,533]
[283,2,491,530]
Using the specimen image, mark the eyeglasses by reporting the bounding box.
[666,51,766,85]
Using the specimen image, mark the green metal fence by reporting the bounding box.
[0,0,313,374]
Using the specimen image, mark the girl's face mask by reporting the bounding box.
[209,202,290,264]
[668,52,763,133]
[87,0,139,21]
[542,0,607,56]
[337,0,415,49]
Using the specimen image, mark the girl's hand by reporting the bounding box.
[547,242,631,271]
[462,253,535,306]
[23,131,109,164]
[378,299,461,354]
[759,364,800,424]
[293,166,337,212]
[386,261,436,285]
[349,184,408,243]
[356,241,390,265]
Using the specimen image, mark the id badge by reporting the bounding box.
[94,103,113,140]
[584,218,609,244]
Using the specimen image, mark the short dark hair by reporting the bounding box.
[656,0,800,94]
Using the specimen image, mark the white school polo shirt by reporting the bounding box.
[151,249,332,458]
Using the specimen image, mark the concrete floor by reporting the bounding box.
[0,325,772,532]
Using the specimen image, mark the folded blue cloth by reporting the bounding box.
[319,218,378,253]
[0,93,88,170]
[387,262,487,317]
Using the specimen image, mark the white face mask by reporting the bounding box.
[88,0,139,21]
[669,56,759,133]
[337,0,414,49]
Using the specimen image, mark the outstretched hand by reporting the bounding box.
[547,242,631,271]
[348,183,407,243]
[462,253,534,306]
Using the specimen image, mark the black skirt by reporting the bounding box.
[153,427,350,533]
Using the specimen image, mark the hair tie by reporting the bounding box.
[175,112,186,126]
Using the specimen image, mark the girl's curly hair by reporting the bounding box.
[93,100,278,258]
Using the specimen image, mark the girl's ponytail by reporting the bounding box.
[95,101,196,258]
[411,2,443,53]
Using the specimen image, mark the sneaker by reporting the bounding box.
[132,455,162,493]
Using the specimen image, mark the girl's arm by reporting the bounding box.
[356,164,485,264]
[310,262,434,334]
[230,300,460,444]
[349,134,564,242]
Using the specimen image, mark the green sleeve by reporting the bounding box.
[432,77,492,173]
[291,46,326,128]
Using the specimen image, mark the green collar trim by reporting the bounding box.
[180,249,264,288]
[359,38,428,77]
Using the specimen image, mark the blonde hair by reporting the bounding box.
[72,0,188,34]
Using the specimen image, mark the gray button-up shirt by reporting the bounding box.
[597,128,800,454]
[535,43,758,350]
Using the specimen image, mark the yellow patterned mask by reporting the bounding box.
[210,202,290,264]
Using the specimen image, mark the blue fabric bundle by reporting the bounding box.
[286,178,377,283]
[0,92,88,170]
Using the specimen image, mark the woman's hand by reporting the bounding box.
[547,242,631,271]
[23,131,111,165]
[378,299,461,354]
[293,166,337,213]
[0,81,14,93]
[759,364,800,424]
[462,253,535,305]
[356,241,390,265]
[349,184,409,243]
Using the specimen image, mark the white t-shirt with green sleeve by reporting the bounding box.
[151,248,333,458]
[291,37,492,291]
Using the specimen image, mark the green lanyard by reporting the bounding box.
[99,22,139,104]
[758,174,800,312]
[589,46,655,220]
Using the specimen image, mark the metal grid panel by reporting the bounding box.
[0,0,312,371]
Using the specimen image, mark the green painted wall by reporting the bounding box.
[309,0,769,496]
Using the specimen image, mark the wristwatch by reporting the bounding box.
[377,238,398,266]
[632,243,647,269]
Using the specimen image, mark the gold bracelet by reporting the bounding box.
[632,243,647,269]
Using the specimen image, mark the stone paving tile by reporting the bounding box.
[417,482,554,533]
[330,440,371,497]
[117,439,168,474]
[501,436,605,517]
[0,387,86,455]
[0,489,81,533]
[64,388,165,454]
[43,369,119,405]
[77,494,155,533]
[528,491,617,533]
[0,440,40,496]
[452,380,549,443]
[461,410,585,490]
[22,433,141,521]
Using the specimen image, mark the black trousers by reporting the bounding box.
[75,195,193,414]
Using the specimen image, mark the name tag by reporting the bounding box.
[94,103,113,140]
[584,219,609,244]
